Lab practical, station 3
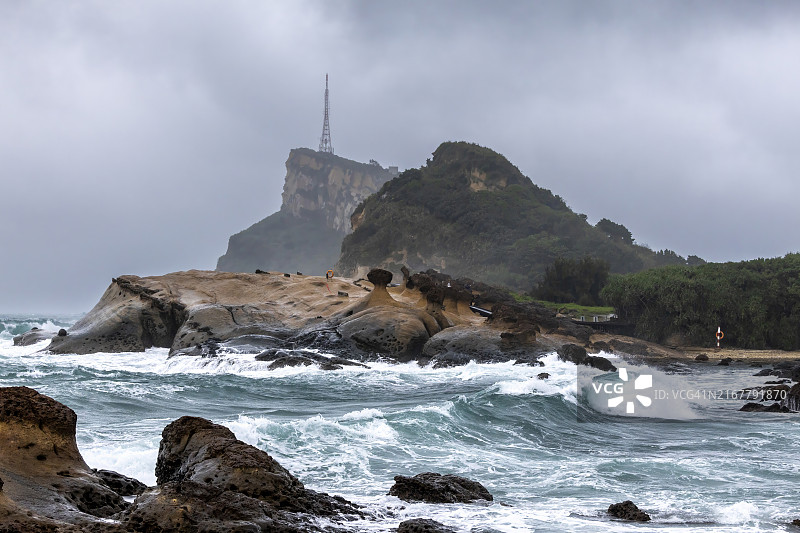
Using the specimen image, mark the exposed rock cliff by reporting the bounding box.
[217,148,395,276]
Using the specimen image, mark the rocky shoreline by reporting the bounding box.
[14,267,800,414]
[19,268,612,370]
[0,387,665,532]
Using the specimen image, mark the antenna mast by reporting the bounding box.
[318,74,333,154]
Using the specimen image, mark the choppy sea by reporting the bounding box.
[1,314,798,532]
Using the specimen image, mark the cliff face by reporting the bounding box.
[281,148,394,233]
[336,142,688,290]
[217,148,395,275]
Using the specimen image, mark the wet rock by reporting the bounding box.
[267,355,317,369]
[0,387,137,529]
[740,402,791,413]
[92,469,147,497]
[557,344,588,365]
[537,373,550,380]
[57,328,68,336]
[607,500,651,521]
[337,307,437,360]
[591,340,612,353]
[388,472,493,504]
[125,416,362,532]
[398,518,456,533]
[718,357,733,366]
[13,327,54,346]
[791,518,800,527]
[586,355,616,372]
[423,326,546,367]
[784,383,800,412]
[695,353,709,361]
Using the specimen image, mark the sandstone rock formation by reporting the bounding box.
[0,387,142,531]
[46,270,362,356]
[12,327,55,346]
[388,473,493,504]
[44,266,609,368]
[123,416,362,532]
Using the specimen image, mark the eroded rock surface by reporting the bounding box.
[123,416,362,532]
[607,500,651,522]
[388,473,493,504]
[397,518,456,533]
[0,387,142,531]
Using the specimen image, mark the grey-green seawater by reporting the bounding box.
[1,314,798,532]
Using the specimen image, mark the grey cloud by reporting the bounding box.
[1,1,799,312]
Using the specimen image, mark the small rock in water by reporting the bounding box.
[740,402,790,413]
[718,357,733,366]
[537,372,550,380]
[695,353,709,361]
[608,500,651,521]
[389,472,493,504]
[398,518,456,533]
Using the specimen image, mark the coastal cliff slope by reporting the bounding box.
[217,148,395,276]
[336,142,689,291]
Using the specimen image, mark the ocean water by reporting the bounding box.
[1,314,799,532]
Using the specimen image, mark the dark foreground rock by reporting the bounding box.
[0,388,367,533]
[398,518,456,533]
[740,402,791,413]
[783,383,800,412]
[557,344,616,372]
[0,387,139,531]
[607,500,651,521]
[389,473,493,504]
[124,416,362,532]
[92,469,147,497]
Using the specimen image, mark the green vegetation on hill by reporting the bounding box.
[337,141,691,291]
[532,256,610,306]
[217,209,342,276]
[601,253,800,349]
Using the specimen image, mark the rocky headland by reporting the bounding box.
[217,148,396,276]
[37,266,628,371]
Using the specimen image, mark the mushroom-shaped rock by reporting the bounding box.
[608,500,651,522]
[388,472,493,504]
[367,268,393,287]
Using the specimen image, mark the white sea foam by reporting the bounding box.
[340,407,385,421]
[80,441,159,487]
[715,501,758,525]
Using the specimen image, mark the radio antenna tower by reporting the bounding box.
[318,74,333,154]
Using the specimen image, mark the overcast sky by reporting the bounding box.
[2,1,799,313]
